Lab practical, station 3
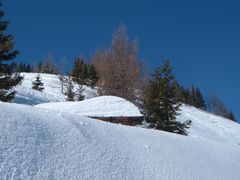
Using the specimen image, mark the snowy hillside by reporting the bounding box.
[178,105,240,146]
[1,72,240,179]
[13,73,97,105]
[0,102,240,180]
[36,97,240,146]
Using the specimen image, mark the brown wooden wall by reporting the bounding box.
[91,116,143,126]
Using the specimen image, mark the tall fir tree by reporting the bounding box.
[87,64,98,87]
[71,58,98,87]
[144,60,191,135]
[65,77,75,101]
[0,2,22,102]
[76,85,85,101]
[188,86,206,109]
[32,74,44,92]
[229,111,236,122]
[71,58,85,85]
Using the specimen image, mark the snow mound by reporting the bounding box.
[36,96,142,117]
[0,102,240,180]
[13,73,97,105]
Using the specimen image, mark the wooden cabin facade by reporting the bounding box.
[91,116,143,126]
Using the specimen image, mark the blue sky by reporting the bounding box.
[4,0,240,121]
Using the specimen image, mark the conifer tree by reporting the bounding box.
[71,58,98,87]
[144,60,191,135]
[39,54,58,74]
[65,77,75,101]
[229,111,236,122]
[76,85,85,101]
[71,58,85,85]
[88,64,98,87]
[0,2,22,102]
[16,62,33,72]
[188,86,206,109]
[32,74,44,92]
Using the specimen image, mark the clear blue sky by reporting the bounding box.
[4,0,240,122]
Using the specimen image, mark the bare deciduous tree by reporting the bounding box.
[92,24,145,102]
[207,96,235,121]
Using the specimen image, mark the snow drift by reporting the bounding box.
[0,102,240,180]
[36,96,142,117]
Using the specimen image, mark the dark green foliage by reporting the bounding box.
[32,74,44,92]
[88,64,98,87]
[76,85,85,101]
[176,85,206,110]
[171,80,186,102]
[144,60,191,136]
[71,58,85,85]
[229,111,236,121]
[65,77,75,101]
[188,86,206,109]
[37,55,58,74]
[0,2,22,102]
[15,62,33,72]
[71,58,98,87]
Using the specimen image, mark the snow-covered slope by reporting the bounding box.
[179,105,240,146]
[36,96,142,117]
[13,73,97,105]
[36,96,240,146]
[0,102,240,180]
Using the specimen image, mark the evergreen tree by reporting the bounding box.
[26,64,33,72]
[32,74,44,92]
[71,58,98,87]
[71,58,85,85]
[39,54,58,74]
[36,62,42,73]
[195,87,206,109]
[229,111,236,122]
[0,2,22,102]
[87,64,98,87]
[16,62,33,72]
[190,86,206,109]
[82,63,89,84]
[65,77,75,101]
[171,80,186,102]
[144,61,191,135]
[76,85,85,101]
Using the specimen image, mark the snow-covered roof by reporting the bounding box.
[36,96,143,117]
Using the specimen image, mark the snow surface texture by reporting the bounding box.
[13,73,97,105]
[178,105,240,146]
[0,102,240,180]
[36,96,143,117]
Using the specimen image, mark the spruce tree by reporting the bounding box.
[144,60,191,135]
[0,2,22,102]
[65,77,75,101]
[32,74,44,92]
[188,86,206,109]
[88,64,98,87]
[229,111,236,121]
[71,58,85,85]
[76,85,85,101]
